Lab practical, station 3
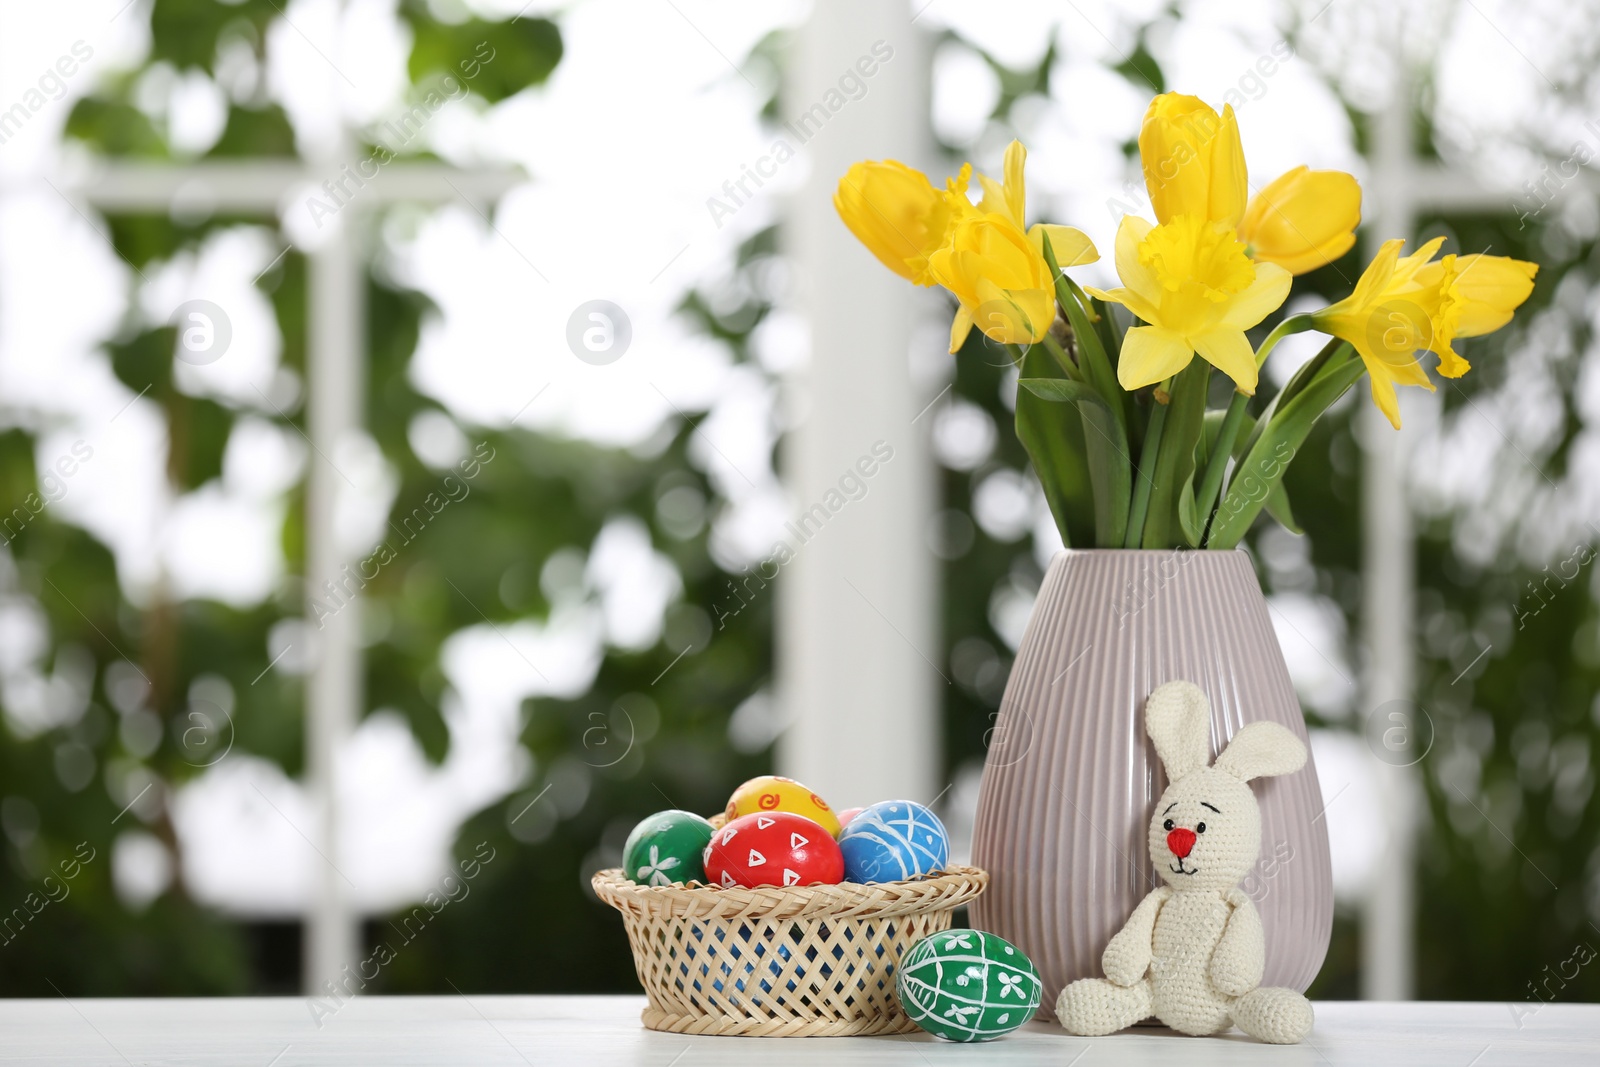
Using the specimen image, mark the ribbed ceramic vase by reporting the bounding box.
[971,549,1332,1020]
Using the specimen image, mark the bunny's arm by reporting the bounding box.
[1101,886,1172,986]
[1209,888,1265,997]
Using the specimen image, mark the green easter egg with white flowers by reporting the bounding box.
[896,930,1041,1042]
[623,810,715,886]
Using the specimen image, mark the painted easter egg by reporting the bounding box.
[623,810,715,887]
[838,800,949,883]
[896,930,1041,1042]
[725,775,841,837]
[836,806,864,829]
[703,812,844,888]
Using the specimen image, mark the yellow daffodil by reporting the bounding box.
[1087,214,1291,394]
[1312,239,1536,427]
[969,142,1100,274]
[1105,92,1361,394]
[824,88,1543,551]
[1140,93,1362,276]
[1140,93,1248,228]
[929,215,1059,351]
[835,143,1096,351]
[925,140,1097,352]
[1310,237,1454,429]
[834,159,973,286]
[1413,253,1539,377]
[1239,166,1362,275]
[975,135,1030,230]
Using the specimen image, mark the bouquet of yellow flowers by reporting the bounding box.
[835,92,1538,549]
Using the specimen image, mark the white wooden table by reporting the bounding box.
[1,996,1593,1065]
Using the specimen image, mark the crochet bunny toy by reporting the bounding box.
[1058,680,1314,1044]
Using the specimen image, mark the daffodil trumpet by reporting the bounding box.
[833,91,1538,550]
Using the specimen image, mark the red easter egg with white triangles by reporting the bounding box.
[702,811,844,889]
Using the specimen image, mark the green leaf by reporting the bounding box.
[1094,300,1127,383]
[1114,38,1165,94]
[1277,335,1348,411]
[1199,408,1240,468]
[1063,294,1126,433]
[149,0,278,71]
[1040,234,1124,435]
[109,328,175,397]
[211,105,297,158]
[1200,409,1224,458]
[1140,361,1209,548]
[1091,300,1147,456]
[402,13,563,104]
[1015,348,1097,548]
[1018,378,1087,403]
[65,97,167,158]
[170,396,233,491]
[1237,335,1345,462]
[1032,336,1083,383]
[1178,479,1201,546]
[1264,481,1302,535]
[1018,378,1131,546]
[1196,406,1300,541]
[1209,350,1363,548]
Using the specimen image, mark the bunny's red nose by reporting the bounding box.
[1167,828,1197,859]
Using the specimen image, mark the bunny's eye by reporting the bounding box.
[1162,819,1174,831]
[1196,822,1206,834]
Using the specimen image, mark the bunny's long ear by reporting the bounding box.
[1144,681,1212,780]
[1214,721,1307,782]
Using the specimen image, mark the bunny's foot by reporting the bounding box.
[1056,977,1152,1036]
[1231,986,1313,1044]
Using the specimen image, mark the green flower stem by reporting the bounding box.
[1193,316,1316,543]
[1124,378,1173,548]
[1060,274,1100,322]
[1254,314,1316,368]
[1039,332,1084,382]
[1195,394,1250,544]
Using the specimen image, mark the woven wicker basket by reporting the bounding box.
[593,865,988,1037]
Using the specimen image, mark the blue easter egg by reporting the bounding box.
[838,800,949,883]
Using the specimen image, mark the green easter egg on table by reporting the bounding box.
[623,810,715,886]
[896,930,1041,1042]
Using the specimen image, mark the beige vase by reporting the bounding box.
[971,549,1333,1020]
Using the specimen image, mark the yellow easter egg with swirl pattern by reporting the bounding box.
[724,775,841,837]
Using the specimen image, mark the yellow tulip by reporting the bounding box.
[1086,214,1291,394]
[1239,166,1362,275]
[833,159,973,286]
[1139,93,1248,228]
[1413,253,1538,377]
[1310,237,1458,429]
[927,140,1097,352]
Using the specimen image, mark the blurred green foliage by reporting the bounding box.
[401,2,562,104]
[2,0,780,999]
